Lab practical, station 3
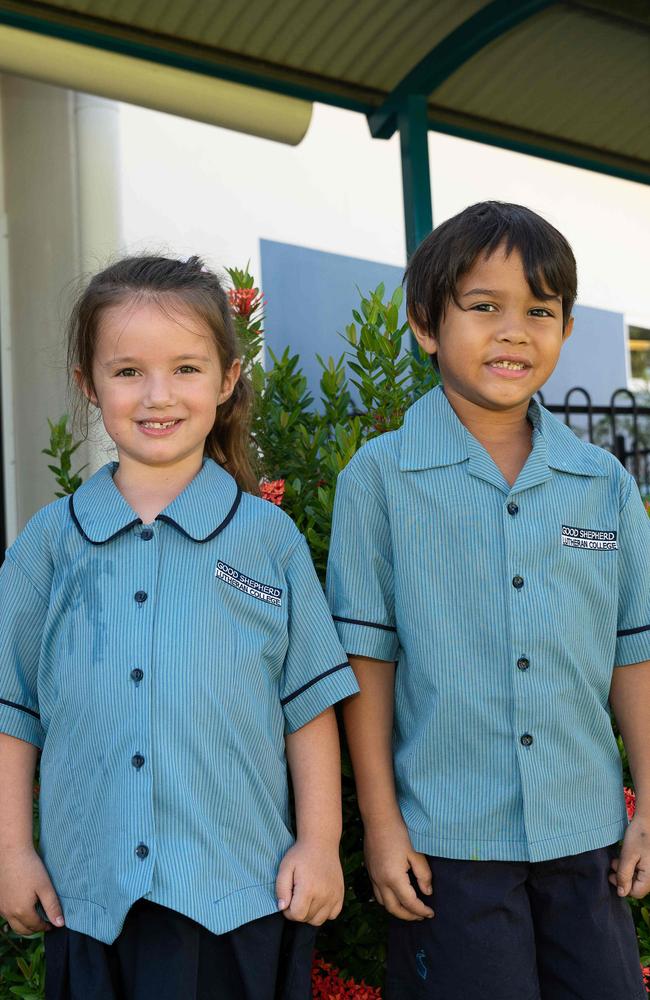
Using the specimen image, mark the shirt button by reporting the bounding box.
[135,843,149,860]
[134,590,148,603]
[507,502,519,516]
[512,576,524,589]
[520,734,534,747]
[517,657,530,671]
[140,529,154,541]
[131,754,145,769]
[130,668,144,682]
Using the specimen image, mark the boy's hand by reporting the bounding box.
[609,815,650,899]
[276,839,344,926]
[0,845,64,934]
[364,814,434,921]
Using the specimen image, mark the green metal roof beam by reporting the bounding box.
[368,0,556,140]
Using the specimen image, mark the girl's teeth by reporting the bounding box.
[142,420,176,428]
[492,361,525,370]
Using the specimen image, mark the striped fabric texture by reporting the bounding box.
[327,386,650,863]
[0,459,358,943]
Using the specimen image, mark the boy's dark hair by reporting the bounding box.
[68,254,258,494]
[405,201,577,343]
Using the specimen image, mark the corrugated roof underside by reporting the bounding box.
[432,6,650,161]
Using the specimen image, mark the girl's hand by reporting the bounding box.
[275,839,344,925]
[609,815,650,899]
[0,845,64,934]
[364,813,434,921]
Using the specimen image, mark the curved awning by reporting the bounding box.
[0,0,647,181]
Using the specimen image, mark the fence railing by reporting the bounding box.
[537,386,650,489]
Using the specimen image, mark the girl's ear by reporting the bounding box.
[408,311,438,358]
[74,366,99,407]
[218,358,242,406]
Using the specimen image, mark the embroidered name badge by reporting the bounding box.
[561,525,618,551]
[215,560,283,606]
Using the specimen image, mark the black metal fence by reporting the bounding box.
[537,387,650,490]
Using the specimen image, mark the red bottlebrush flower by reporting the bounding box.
[642,965,649,992]
[260,479,285,506]
[228,287,263,318]
[644,498,650,517]
[625,787,636,820]
[311,954,382,999]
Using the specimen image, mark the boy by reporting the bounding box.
[327,202,649,999]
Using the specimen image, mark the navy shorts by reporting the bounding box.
[386,845,646,1000]
[44,899,317,1000]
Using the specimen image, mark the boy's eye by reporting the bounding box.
[471,303,497,312]
[529,307,553,317]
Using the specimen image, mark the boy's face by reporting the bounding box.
[411,245,573,416]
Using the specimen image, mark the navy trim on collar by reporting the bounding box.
[399,386,609,478]
[69,459,242,544]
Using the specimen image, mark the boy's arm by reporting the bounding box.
[0,733,64,933]
[277,707,344,925]
[609,660,650,899]
[344,654,433,921]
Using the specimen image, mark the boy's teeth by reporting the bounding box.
[492,360,526,370]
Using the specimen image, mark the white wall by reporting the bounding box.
[119,102,650,331]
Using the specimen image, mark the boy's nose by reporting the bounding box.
[497,321,529,343]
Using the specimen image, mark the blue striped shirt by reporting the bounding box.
[327,386,650,862]
[0,459,358,943]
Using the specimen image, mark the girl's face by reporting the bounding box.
[80,297,240,477]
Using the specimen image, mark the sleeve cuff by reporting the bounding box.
[282,664,359,734]
[614,626,650,666]
[333,617,399,662]
[0,701,45,748]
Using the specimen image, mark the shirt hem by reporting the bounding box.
[407,818,627,863]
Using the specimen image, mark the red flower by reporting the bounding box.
[228,287,263,318]
[642,965,649,992]
[311,954,382,999]
[625,787,636,820]
[260,479,285,506]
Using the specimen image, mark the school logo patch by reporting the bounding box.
[215,560,283,606]
[561,525,618,551]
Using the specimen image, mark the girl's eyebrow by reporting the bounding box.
[104,353,212,365]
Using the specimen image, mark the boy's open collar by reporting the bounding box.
[399,385,609,478]
[69,459,242,544]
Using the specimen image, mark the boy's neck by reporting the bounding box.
[113,454,203,524]
[443,386,533,488]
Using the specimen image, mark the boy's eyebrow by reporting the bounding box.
[461,287,562,303]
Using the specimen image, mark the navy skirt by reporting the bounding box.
[45,899,317,1000]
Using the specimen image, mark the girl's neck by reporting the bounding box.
[113,454,204,525]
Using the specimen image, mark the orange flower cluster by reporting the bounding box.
[228,287,263,318]
[625,786,636,820]
[260,479,285,506]
[312,956,382,999]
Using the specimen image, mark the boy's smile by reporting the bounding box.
[411,244,573,421]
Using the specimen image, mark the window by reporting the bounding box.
[629,326,650,381]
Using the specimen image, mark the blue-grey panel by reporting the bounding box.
[260,239,404,405]
[260,239,627,409]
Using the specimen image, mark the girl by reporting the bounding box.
[0,255,358,1000]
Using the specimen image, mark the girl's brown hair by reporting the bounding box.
[67,254,258,494]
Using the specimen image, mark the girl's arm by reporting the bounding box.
[609,660,650,899]
[0,733,64,933]
[343,655,433,920]
[276,707,344,925]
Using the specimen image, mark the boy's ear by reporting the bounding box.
[74,366,98,407]
[408,312,438,357]
[563,316,574,341]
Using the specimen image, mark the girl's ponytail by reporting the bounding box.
[205,374,259,495]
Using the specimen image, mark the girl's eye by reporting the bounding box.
[177,365,199,374]
[116,368,138,377]
[529,308,553,317]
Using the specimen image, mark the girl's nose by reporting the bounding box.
[143,376,175,407]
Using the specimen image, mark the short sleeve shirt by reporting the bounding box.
[327,386,650,863]
[0,459,358,943]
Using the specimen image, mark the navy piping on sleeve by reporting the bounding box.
[0,698,40,720]
[617,624,650,637]
[156,488,242,543]
[333,615,397,633]
[281,662,349,707]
